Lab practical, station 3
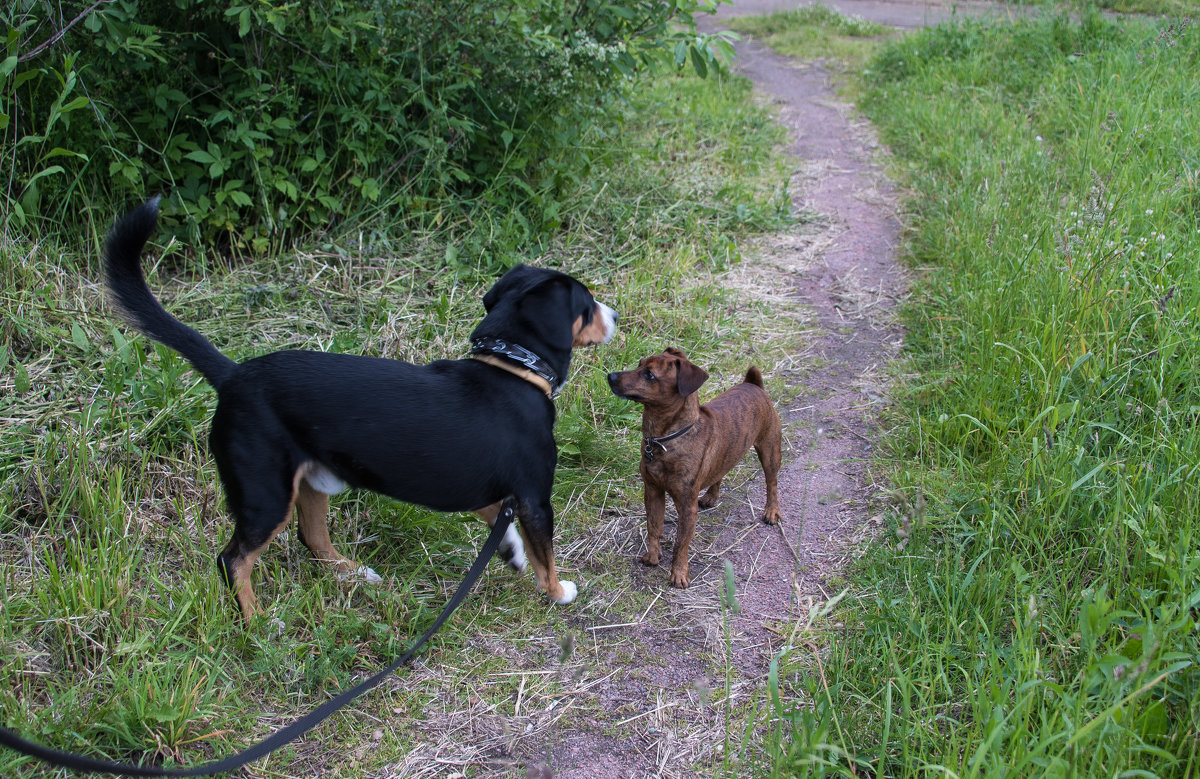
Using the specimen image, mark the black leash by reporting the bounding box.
[0,503,516,776]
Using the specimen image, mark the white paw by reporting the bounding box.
[552,580,578,605]
[339,565,382,584]
[502,524,527,572]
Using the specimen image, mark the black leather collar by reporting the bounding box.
[470,337,562,397]
[642,423,695,461]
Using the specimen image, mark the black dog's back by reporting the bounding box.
[222,350,555,512]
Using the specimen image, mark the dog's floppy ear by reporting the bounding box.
[483,263,532,312]
[568,280,596,326]
[673,354,708,397]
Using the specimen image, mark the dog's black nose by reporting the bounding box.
[607,372,619,385]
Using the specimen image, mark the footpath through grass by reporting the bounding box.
[0,68,791,776]
[760,10,1199,777]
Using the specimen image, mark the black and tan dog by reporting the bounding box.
[104,199,617,622]
[607,348,781,588]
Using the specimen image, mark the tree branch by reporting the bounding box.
[18,0,116,63]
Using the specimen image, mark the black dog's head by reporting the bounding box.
[475,264,617,355]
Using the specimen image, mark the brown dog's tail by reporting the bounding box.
[744,366,764,387]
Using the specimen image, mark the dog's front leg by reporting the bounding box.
[668,487,699,589]
[475,502,527,572]
[641,481,667,567]
[515,499,576,604]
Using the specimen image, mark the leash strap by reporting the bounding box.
[0,504,516,777]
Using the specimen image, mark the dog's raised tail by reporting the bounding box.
[744,366,764,388]
[103,198,237,390]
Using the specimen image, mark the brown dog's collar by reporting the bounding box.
[642,423,695,461]
[472,353,554,398]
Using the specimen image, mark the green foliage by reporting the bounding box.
[2,0,734,248]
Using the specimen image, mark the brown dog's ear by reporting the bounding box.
[665,346,687,359]
[674,356,709,397]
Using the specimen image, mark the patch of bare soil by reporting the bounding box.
[379,7,934,776]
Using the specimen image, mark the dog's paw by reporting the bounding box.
[338,565,383,584]
[640,549,660,566]
[697,496,720,511]
[762,509,782,526]
[551,580,578,604]
[500,523,527,572]
[669,568,690,589]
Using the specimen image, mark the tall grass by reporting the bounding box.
[763,11,1199,776]
[0,68,791,776]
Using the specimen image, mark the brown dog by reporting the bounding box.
[607,347,782,587]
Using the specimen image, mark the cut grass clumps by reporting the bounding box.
[765,11,1200,778]
[0,66,793,776]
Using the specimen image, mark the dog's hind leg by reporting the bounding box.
[475,502,527,572]
[216,467,304,623]
[294,473,381,584]
[698,480,723,510]
[755,423,783,526]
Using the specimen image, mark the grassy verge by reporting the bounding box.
[1065,0,1198,17]
[755,9,1199,777]
[725,4,890,73]
[0,68,793,776]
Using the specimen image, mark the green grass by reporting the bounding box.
[0,68,794,776]
[726,4,890,73]
[1070,0,1198,16]
[752,9,1200,777]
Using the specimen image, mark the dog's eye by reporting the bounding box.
[642,370,656,381]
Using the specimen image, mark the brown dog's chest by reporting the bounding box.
[639,426,709,490]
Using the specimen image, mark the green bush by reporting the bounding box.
[2,0,731,249]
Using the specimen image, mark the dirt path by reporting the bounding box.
[709,0,1021,29]
[515,9,916,778]
[380,3,1003,776]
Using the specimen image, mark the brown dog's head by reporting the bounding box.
[607,347,709,405]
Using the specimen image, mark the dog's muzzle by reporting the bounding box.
[597,303,618,343]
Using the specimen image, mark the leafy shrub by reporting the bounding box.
[1,0,732,249]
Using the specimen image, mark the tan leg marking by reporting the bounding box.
[226,468,306,624]
[520,529,573,603]
[295,476,359,574]
[475,501,528,572]
[474,502,502,525]
[295,464,381,584]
